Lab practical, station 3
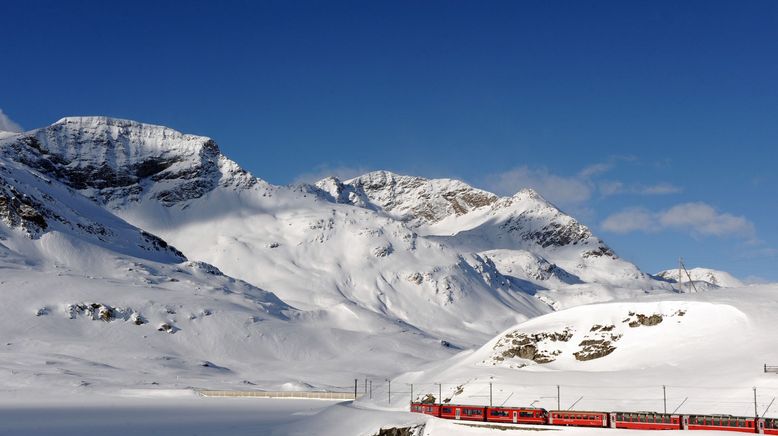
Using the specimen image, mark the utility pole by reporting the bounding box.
[663,385,667,414]
[409,384,413,405]
[387,379,391,405]
[489,382,493,407]
[678,257,683,292]
[437,383,442,405]
[754,387,759,418]
[354,379,358,399]
[365,378,368,395]
[557,385,561,410]
[369,380,372,399]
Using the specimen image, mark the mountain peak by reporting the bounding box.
[344,170,498,224]
[0,117,255,207]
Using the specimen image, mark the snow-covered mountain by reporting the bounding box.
[0,116,684,393]
[655,267,745,289]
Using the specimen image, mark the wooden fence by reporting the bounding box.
[196,389,357,400]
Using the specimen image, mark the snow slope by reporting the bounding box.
[656,267,745,289]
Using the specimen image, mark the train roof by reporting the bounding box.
[549,410,608,414]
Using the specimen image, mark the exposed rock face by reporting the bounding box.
[342,170,499,225]
[374,426,424,436]
[0,176,48,236]
[491,328,573,365]
[626,313,664,327]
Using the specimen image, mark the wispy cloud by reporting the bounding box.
[640,183,683,195]
[482,158,681,210]
[0,109,23,133]
[484,165,594,207]
[598,181,683,196]
[601,202,756,240]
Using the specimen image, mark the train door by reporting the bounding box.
[609,413,617,429]
[682,416,689,430]
[455,408,461,420]
[513,411,518,423]
[758,419,765,434]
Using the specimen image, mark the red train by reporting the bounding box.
[410,402,778,434]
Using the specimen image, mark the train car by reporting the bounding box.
[610,412,682,430]
[486,407,547,425]
[687,415,764,434]
[410,402,441,417]
[548,410,608,427]
[764,418,778,435]
[439,404,487,421]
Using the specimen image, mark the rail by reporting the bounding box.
[196,389,357,400]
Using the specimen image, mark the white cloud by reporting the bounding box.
[601,208,656,234]
[293,164,373,185]
[0,109,23,133]
[601,202,756,240]
[658,202,755,238]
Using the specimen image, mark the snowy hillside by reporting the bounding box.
[656,267,745,288]
[389,285,778,418]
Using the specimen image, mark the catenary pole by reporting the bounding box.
[754,386,759,418]
[663,385,667,414]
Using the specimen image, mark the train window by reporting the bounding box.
[442,408,451,414]
[705,418,712,425]
[491,410,508,417]
[520,412,532,418]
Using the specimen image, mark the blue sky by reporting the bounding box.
[2,1,776,281]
